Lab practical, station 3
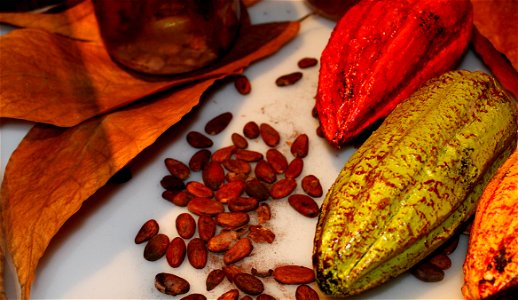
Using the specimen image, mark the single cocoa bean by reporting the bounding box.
[298,57,318,69]
[187,238,208,269]
[180,294,207,300]
[205,112,233,135]
[163,190,192,207]
[275,72,302,86]
[311,106,318,118]
[223,159,251,175]
[206,269,226,291]
[216,212,250,229]
[440,233,460,255]
[186,181,213,198]
[259,123,280,147]
[270,178,297,199]
[176,213,196,239]
[231,132,248,149]
[160,175,185,191]
[144,234,169,261]
[165,158,191,180]
[234,74,251,95]
[255,160,277,184]
[273,265,315,284]
[257,294,276,300]
[245,178,270,201]
[241,296,253,300]
[290,134,309,158]
[243,121,260,139]
[198,215,217,242]
[212,145,237,163]
[234,273,264,296]
[316,126,324,138]
[155,273,190,296]
[251,268,273,278]
[410,262,444,282]
[166,237,186,268]
[202,161,226,190]
[224,238,253,265]
[301,175,323,197]
[189,149,212,172]
[247,225,275,244]
[236,149,263,162]
[266,149,288,174]
[187,197,225,216]
[256,203,272,224]
[223,265,243,283]
[428,253,452,270]
[285,157,304,179]
[208,230,240,253]
[187,131,213,148]
[288,194,320,218]
[217,289,239,300]
[135,219,159,244]
[295,285,320,300]
[215,180,246,204]
[228,197,259,213]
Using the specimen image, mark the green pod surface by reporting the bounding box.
[312,70,517,296]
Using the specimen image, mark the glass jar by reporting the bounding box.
[93,0,241,75]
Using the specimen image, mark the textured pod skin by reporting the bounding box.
[316,0,473,148]
[312,70,517,296]
[462,149,518,300]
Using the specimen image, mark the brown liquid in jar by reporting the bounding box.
[93,0,240,75]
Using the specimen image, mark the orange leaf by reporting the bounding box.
[471,0,518,70]
[0,20,299,127]
[1,78,217,300]
[1,20,299,299]
[0,0,100,41]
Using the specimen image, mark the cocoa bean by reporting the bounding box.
[241,296,253,300]
[217,289,239,300]
[164,158,190,180]
[259,123,280,147]
[254,160,277,184]
[233,273,264,296]
[155,273,190,296]
[256,203,272,224]
[270,178,297,199]
[410,262,444,282]
[223,265,243,283]
[216,212,250,229]
[176,213,196,239]
[223,159,251,175]
[206,268,226,291]
[428,253,452,270]
[228,197,259,213]
[135,219,159,244]
[316,126,324,138]
[243,121,260,139]
[202,161,225,190]
[160,175,185,191]
[295,285,320,300]
[290,134,309,158]
[231,132,248,149]
[166,237,186,268]
[301,175,323,197]
[251,268,273,278]
[224,238,253,265]
[212,145,237,163]
[163,190,192,207]
[257,294,276,300]
[247,225,275,244]
[440,233,460,255]
[245,178,270,201]
[189,149,212,172]
[226,172,249,183]
[285,157,304,179]
[187,197,225,216]
[236,149,263,162]
[266,149,288,174]
[198,215,217,242]
[187,131,213,148]
[180,294,207,300]
[144,234,169,261]
[275,72,302,86]
[273,265,315,284]
[205,112,233,135]
[185,181,213,198]
[288,194,320,218]
[298,57,318,69]
[215,180,246,203]
[234,75,251,95]
[311,106,318,118]
[187,238,208,269]
[208,230,239,253]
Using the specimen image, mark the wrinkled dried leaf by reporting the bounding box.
[1,19,299,299]
[0,19,298,127]
[471,0,518,70]
[1,78,217,300]
[0,0,99,41]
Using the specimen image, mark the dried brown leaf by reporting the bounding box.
[0,20,299,127]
